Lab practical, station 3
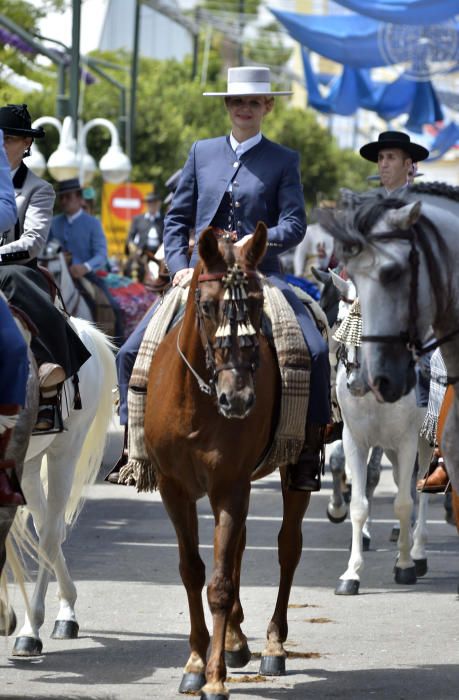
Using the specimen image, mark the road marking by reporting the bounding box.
[117,542,456,555]
[197,515,448,525]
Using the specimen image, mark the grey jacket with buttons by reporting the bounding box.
[164,135,307,276]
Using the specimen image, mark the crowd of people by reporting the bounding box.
[0,64,452,505]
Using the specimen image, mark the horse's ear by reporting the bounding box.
[311,266,329,285]
[387,201,422,230]
[330,269,351,296]
[244,221,267,270]
[199,227,223,268]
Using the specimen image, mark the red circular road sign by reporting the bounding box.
[109,184,144,221]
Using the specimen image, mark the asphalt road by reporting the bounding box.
[1,433,458,700]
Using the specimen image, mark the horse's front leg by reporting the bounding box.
[13,455,49,656]
[260,471,310,676]
[411,437,433,577]
[327,441,348,523]
[159,477,210,696]
[362,446,383,550]
[224,524,251,669]
[386,445,417,585]
[336,427,369,595]
[202,481,251,700]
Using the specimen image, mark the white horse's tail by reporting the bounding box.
[1,508,42,629]
[64,319,117,526]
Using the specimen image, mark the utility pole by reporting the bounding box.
[70,0,81,139]
[238,0,244,64]
[129,0,141,162]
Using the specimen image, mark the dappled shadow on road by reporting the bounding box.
[228,664,459,699]
[7,632,188,689]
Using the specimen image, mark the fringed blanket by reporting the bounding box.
[119,275,311,491]
[420,349,447,446]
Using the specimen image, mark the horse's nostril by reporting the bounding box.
[218,392,229,407]
[246,393,255,409]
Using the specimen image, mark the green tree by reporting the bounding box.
[0,0,66,100]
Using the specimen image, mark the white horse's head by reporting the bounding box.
[319,196,440,404]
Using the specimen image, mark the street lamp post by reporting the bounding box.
[25,116,132,185]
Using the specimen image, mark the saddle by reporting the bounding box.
[78,276,116,337]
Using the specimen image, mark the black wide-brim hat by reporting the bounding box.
[56,178,82,195]
[360,131,429,163]
[0,104,45,138]
[144,192,161,203]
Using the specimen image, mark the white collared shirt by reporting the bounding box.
[227,132,262,193]
[229,131,262,157]
[66,208,84,224]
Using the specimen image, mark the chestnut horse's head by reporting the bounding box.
[196,222,267,419]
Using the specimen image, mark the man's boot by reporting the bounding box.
[287,423,326,492]
[34,363,66,432]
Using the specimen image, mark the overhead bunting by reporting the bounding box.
[271,9,459,69]
[271,10,387,67]
[302,49,444,129]
[427,122,459,160]
[332,1,459,26]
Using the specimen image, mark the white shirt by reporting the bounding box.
[227,132,262,193]
[66,208,84,224]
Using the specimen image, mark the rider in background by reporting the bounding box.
[49,178,124,345]
[0,104,91,433]
[126,190,164,256]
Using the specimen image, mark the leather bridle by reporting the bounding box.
[359,228,459,385]
[176,265,262,396]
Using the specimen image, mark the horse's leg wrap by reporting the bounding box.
[287,423,326,492]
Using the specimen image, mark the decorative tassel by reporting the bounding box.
[72,374,82,410]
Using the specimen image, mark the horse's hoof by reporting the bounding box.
[200,694,228,700]
[394,565,417,585]
[362,534,371,551]
[413,558,428,577]
[178,672,206,693]
[12,636,43,657]
[51,620,79,639]
[225,643,251,668]
[0,606,16,636]
[335,579,360,595]
[259,654,286,676]
[327,508,347,524]
[389,525,400,542]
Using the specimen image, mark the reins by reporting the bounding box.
[359,228,459,385]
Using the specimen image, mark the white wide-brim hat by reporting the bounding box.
[203,66,292,97]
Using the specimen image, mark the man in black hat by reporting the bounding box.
[50,178,124,345]
[0,104,91,432]
[360,130,429,196]
[126,191,163,255]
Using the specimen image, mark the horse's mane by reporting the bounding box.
[320,193,451,317]
[409,181,459,202]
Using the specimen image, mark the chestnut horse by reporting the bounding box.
[144,224,311,699]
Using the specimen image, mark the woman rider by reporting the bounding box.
[0,104,90,432]
[116,66,330,491]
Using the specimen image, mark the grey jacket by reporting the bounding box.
[0,163,55,262]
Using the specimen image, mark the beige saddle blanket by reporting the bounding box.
[120,275,322,491]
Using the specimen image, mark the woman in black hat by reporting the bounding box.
[0,104,91,432]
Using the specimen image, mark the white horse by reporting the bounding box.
[10,317,117,656]
[329,271,431,594]
[40,250,93,320]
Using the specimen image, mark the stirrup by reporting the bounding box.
[32,394,64,436]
